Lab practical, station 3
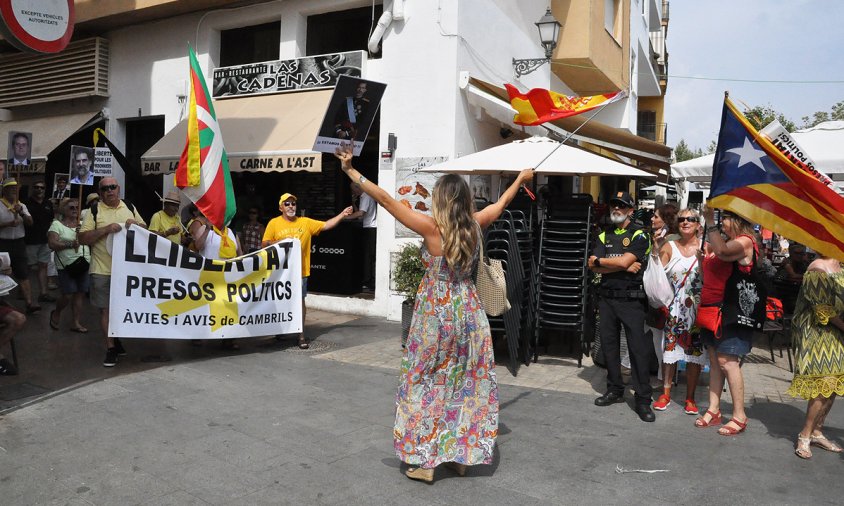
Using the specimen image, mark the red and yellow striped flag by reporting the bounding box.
[176,46,236,230]
[709,97,844,260]
[505,84,625,126]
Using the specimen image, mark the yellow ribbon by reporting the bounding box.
[93,128,106,147]
[213,225,236,259]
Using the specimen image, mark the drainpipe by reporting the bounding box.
[368,10,393,54]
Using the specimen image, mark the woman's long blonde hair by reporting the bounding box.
[431,174,478,273]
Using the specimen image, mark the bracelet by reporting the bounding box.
[706,226,719,233]
[358,175,367,184]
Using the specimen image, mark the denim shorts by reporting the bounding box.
[58,268,90,294]
[700,326,753,357]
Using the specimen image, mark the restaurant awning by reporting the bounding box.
[0,110,103,174]
[141,90,333,175]
[421,136,657,178]
[467,78,672,172]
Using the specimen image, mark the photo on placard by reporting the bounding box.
[52,174,70,200]
[313,75,387,156]
[8,131,32,167]
[470,175,491,203]
[69,146,95,186]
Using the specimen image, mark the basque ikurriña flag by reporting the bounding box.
[708,97,844,260]
[176,46,236,229]
[504,84,625,126]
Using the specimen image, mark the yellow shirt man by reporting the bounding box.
[79,201,146,275]
[149,210,182,244]
[263,215,325,277]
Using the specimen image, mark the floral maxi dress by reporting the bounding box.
[394,247,499,468]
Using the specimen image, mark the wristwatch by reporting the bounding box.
[594,257,602,267]
[706,225,719,233]
[358,175,367,184]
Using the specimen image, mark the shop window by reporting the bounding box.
[306,5,383,57]
[220,21,281,67]
[125,117,165,220]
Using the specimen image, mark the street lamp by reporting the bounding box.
[512,8,562,78]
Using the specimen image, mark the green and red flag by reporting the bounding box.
[505,84,625,126]
[176,46,236,229]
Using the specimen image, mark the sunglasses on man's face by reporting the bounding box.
[283,202,296,207]
[33,186,45,190]
[677,216,699,223]
[99,184,118,192]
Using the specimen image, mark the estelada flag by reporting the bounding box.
[708,97,844,260]
[505,84,625,126]
[176,46,236,230]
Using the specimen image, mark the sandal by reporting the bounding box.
[443,462,467,476]
[298,336,309,349]
[70,326,88,333]
[718,418,748,436]
[49,310,59,330]
[405,467,434,483]
[694,409,722,428]
[810,434,843,453]
[795,434,812,459]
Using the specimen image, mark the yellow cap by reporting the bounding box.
[2,178,18,188]
[279,193,297,205]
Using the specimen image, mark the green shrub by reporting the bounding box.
[393,242,425,303]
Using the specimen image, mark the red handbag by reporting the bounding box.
[696,305,722,336]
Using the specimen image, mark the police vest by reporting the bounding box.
[598,226,650,290]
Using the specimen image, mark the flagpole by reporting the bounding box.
[534,89,629,170]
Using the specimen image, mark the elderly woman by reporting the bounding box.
[694,209,761,435]
[47,198,90,332]
[652,208,706,414]
[787,254,844,458]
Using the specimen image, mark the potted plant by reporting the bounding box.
[392,242,425,345]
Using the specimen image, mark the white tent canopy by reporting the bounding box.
[671,121,844,182]
[422,136,657,178]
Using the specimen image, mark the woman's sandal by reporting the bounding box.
[694,409,722,428]
[49,310,59,331]
[810,434,843,453]
[298,336,309,349]
[718,418,748,436]
[443,461,467,476]
[405,467,434,483]
[795,434,812,459]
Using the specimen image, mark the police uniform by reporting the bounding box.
[593,219,653,407]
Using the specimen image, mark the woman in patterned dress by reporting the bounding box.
[652,208,706,414]
[335,145,534,483]
[787,255,844,459]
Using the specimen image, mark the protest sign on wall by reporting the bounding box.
[109,227,302,339]
[93,147,113,177]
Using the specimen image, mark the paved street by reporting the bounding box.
[1,308,842,505]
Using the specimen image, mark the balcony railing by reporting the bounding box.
[638,123,668,144]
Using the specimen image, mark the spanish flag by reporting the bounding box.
[176,46,236,230]
[505,84,625,126]
[708,97,844,261]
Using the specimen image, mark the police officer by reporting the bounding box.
[588,191,655,422]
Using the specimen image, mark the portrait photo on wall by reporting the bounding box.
[8,131,32,167]
[52,174,70,200]
[69,146,95,186]
[313,75,387,156]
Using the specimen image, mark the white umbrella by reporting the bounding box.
[421,136,656,178]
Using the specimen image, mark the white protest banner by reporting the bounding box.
[109,226,302,339]
[760,119,836,189]
[93,147,113,177]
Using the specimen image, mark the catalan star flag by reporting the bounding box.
[708,97,844,260]
[176,46,236,230]
[505,84,625,126]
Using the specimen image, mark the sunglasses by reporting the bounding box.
[677,216,699,223]
[66,206,79,210]
[99,184,118,192]
[33,186,45,190]
[282,202,296,207]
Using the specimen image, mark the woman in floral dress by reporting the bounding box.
[652,208,706,415]
[787,255,844,459]
[335,144,534,482]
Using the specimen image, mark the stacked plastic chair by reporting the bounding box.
[533,193,595,367]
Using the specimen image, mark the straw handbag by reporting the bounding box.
[476,238,510,316]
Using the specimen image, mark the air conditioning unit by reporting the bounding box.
[0,37,109,109]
